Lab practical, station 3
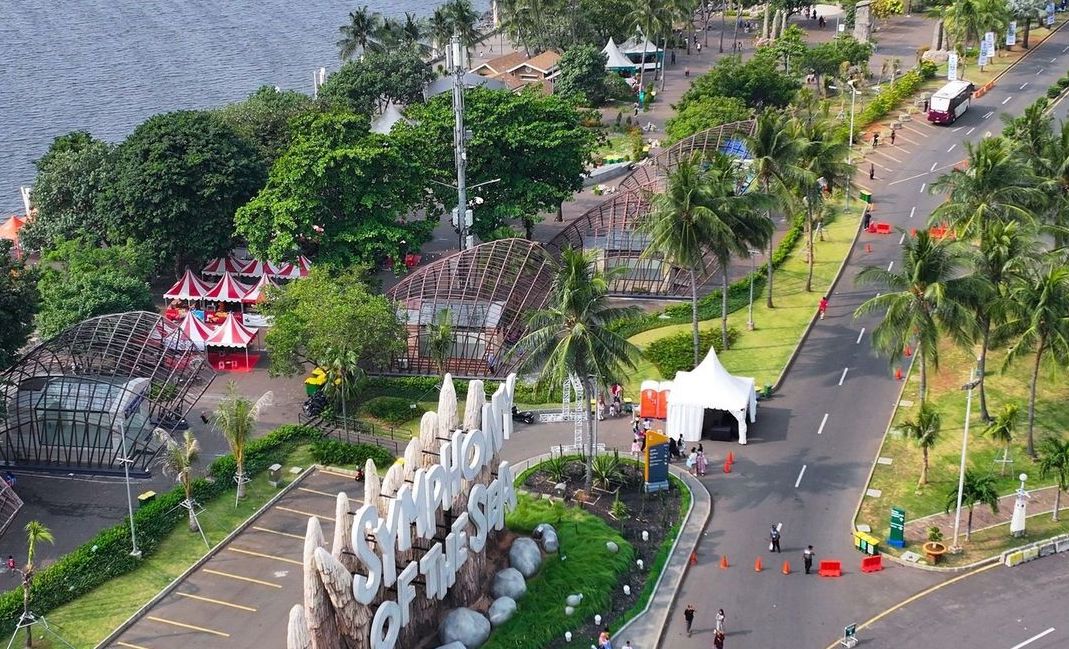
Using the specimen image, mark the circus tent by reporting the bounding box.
[176,311,215,351]
[238,259,279,278]
[204,313,259,371]
[202,256,245,276]
[164,269,212,300]
[204,271,253,303]
[241,274,277,304]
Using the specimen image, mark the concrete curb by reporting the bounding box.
[94,465,317,649]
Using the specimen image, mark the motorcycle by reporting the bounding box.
[303,391,328,417]
[511,405,535,425]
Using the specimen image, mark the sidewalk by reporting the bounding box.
[904,485,1069,543]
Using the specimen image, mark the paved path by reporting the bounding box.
[905,485,1069,544]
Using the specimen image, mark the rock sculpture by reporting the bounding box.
[491,567,527,600]
[438,608,492,649]
[509,538,542,577]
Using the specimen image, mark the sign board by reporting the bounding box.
[1048,2,1056,26]
[888,506,906,548]
[644,430,670,492]
[1007,21,1017,46]
[841,624,858,647]
[947,52,959,81]
[985,31,995,52]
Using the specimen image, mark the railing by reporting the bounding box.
[0,480,24,537]
[298,411,406,456]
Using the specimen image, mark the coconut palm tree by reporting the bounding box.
[428,7,453,56]
[943,0,1009,50]
[900,403,941,486]
[400,12,430,54]
[19,521,53,648]
[854,231,979,405]
[444,0,482,53]
[214,381,273,501]
[999,262,1069,458]
[747,110,808,308]
[627,0,669,91]
[337,6,383,60]
[1037,435,1069,521]
[319,346,363,433]
[514,248,641,489]
[944,469,1000,541]
[428,309,454,375]
[156,430,202,532]
[983,402,1021,476]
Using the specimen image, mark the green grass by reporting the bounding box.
[936,512,1069,567]
[624,197,861,394]
[12,445,316,648]
[858,342,1069,547]
[485,495,634,649]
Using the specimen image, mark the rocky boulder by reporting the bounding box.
[487,596,517,627]
[509,537,542,577]
[541,528,560,553]
[491,567,527,600]
[439,609,491,649]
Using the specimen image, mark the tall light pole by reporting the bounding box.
[447,35,471,250]
[118,419,142,559]
[747,249,759,331]
[950,369,980,552]
[846,79,858,148]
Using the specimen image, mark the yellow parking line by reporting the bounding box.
[228,546,302,566]
[116,642,152,649]
[276,505,328,520]
[146,616,230,638]
[176,591,257,612]
[203,568,282,588]
[298,486,339,498]
[252,525,305,540]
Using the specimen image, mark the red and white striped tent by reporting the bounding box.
[164,269,212,300]
[205,313,259,370]
[202,256,244,276]
[176,311,216,351]
[238,259,279,278]
[297,255,312,275]
[271,262,301,280]
[204,271,253,303]
[241,274,277,304]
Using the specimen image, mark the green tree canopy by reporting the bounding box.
[396,87,599,239]
[553,45,610,106]
[678,54,800,110]
[35,238,154,338]
[0,241,38,371]
[214,86,317,169]
[803,36,874,90]
[664,95,750,143]
[318,49,435,115]
[107,110,266,274]
[22,132,115,252]
[235,111,432,268]
[260,268,404,377]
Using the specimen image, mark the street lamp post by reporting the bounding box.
[950,369,980,553]
[118,419,142,559]
[747,249,759,331]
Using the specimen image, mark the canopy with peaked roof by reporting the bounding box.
[272,262,301,280]
[664,347,757,444]
[202,256,244,276]
[204,313,257,348]
[204,271,253,303]
[602,38,638,71]
[238,259,279,278]
[164,269,212,300]
[619,36,663,56]
[371,103,408,134]
[296,255,312,275]
[176,312,215,351]
[241,274,277,304]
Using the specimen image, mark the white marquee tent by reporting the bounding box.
[664,347,757,444]
[602,38,638,72]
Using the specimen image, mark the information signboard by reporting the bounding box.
[888,506,906,548]
[1007,21,1017,46]
[644,430,670,492]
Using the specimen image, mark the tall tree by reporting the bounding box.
[428,309,454,375]
[318,49,435,115]
[999,262,1069,458]
[514,248,641,489]
[678,54,800,110]
[1037,435,1069,521]
[626,0,669,91]
[18,521,54,648]
[943,0,1009,50]
[983,402,1021,476]
[0,241,38,371]
[444,0,482,52]
[156,430,202,532]
[553,45,610,106]
[337,6,383,60]
[854,232,979,405]
[214,382,273,500]
[214,86,317,169]
[899,403,941,486]
[1008,0,1047,48]
[944,470,999,541]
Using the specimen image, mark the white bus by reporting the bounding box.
[927,80,976,125]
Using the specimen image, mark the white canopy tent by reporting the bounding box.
[602,38,637,72]
[664,347,757,444]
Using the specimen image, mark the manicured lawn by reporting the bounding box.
[12,445,316,648]
[937,513,1069,568]
[624,196,862,394]
[857,342,1069,546]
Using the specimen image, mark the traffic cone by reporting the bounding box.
[754,557,763,572]
[904,344,913,357]
[726,451,735,464]
[720,555,729,569]
[782,560,791,575]
[895,367,903,380]
[690,551,698,566]
[723,459,732,474]
[864,243,872,253]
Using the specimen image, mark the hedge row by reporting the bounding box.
[0,424,388,635]
[838,59,938,143]
[361,396,427,424]
[644,326,740,377]
[310,438,395,468]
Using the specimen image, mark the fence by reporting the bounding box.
[297,412,405,456]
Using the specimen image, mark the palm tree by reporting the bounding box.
[428,309,454,375]
[900,403,941,486]
[428,7,453,56]
[854,232,979,405]
[943,0,1009,50]
[794,117,854,292]
[214,382,273,501]
[747,110,808,308]
[1037,435,1069,521]
[371,16,403,52]
[627,0,668,92]
[337,6,383,60]
[445,0,482,53]
[19,521,53,648]
[320,346,363,432]
[514,248,641,489]
[401,12,429,54]
[983,403,1021,476]
[999,262,1069,458]
[157,430,202,532]
[944,469,999,541]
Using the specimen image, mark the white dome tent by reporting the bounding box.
[664,347,757,445]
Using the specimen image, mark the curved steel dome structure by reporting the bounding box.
[0,312,216,476]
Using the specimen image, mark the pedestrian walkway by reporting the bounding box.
[904,485,1069,543]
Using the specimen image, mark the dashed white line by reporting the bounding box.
[888,261,894,272]
[856,328,865,344]
[838,368,849,386]
[794,464,807,488]
[899,233,906,244]
[920,183,926,193]
[1002,96,1012,105]
[952,126,964,133]
[983,110,995,119]
[817,413,829,434]
[1036,68,1044,76]
[909,206,916,219]
[966,127,976,135]
[1009,627,1056,649]
[1063,45,1069,52]
[1052,57,1058,63]
[947,143,957,153]
[1020,82,1029,90]
[930,162,938,172]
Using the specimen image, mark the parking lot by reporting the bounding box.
[109,468,360,649]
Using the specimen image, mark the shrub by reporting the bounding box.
[591,450,624,489]
[1058,76,1069,89]
[644,327,740,377]
[1048,86,1062,98]
[361,396,425,424]
[918,59,938,80]
[310,438,395,468]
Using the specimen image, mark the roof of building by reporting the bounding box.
[507,50,561,74]
[470,51,529,77]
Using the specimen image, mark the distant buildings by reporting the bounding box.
[470,50,561,94]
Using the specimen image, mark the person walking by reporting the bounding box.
[889,129,896,145]
[715,609,725,634]
[668,436,679,461]
[871,132,880,148]
[713,629,725,649]
[684,604,696,636]
[818,295,828,320]
[869,163,875,180]
[769,524,782,553]
[803,545,815,574]
[696,448,708,476]
[599,627,613,649]
[686,447,698,475]
[631,436,642,460]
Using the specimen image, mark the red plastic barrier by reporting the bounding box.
[861,555,883,573]
[875,222,892,234]
[818,560,842,577]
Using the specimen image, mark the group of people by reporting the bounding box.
[684,604,727,647]
[628,421,710,476]
[597,383,626,421]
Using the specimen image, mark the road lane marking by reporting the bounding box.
[252,525,305,540]
[983,110,994,119]
[952,126,963,133]
[227,547,303,566]
[947,143,957,153]
[146,616,230,638]
[920,183,926,193]
[817,413,829,434]
[894,133,920,146]
[888,261,894,271]
[1052,57,1058,63]
[1064,45,1069,52]
[1036,68,1044,75]
[838,368,849,386]
[297,486,339,498]
[901,124,928,137]
[871,148,903,163]
[930,162,938,172]
[856,328,865,344]
[175,592,257,612]
[899,233,905,244]
[1020,82,1029,90]
[794,465,807,488]
[909,206,916,219]
[1009,628,1056,649]
[1002,96,1013,105]
[889,163,962,186]
[116,643,152,649]
[966,127,975,135]
[276,505,328,520]
[203,568,282,588]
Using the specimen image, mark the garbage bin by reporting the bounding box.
[853,530,880,555]
[268,463,283,488]
[860,190,872,204]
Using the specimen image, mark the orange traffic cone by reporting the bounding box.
[895,367,903,380]
[723,459,732,474]
[726,451,735,464]
[720,555,729,569]
[754,557,763,572]
[690,551,698,566]
[782,560,791,575]
[904,344,913,357]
